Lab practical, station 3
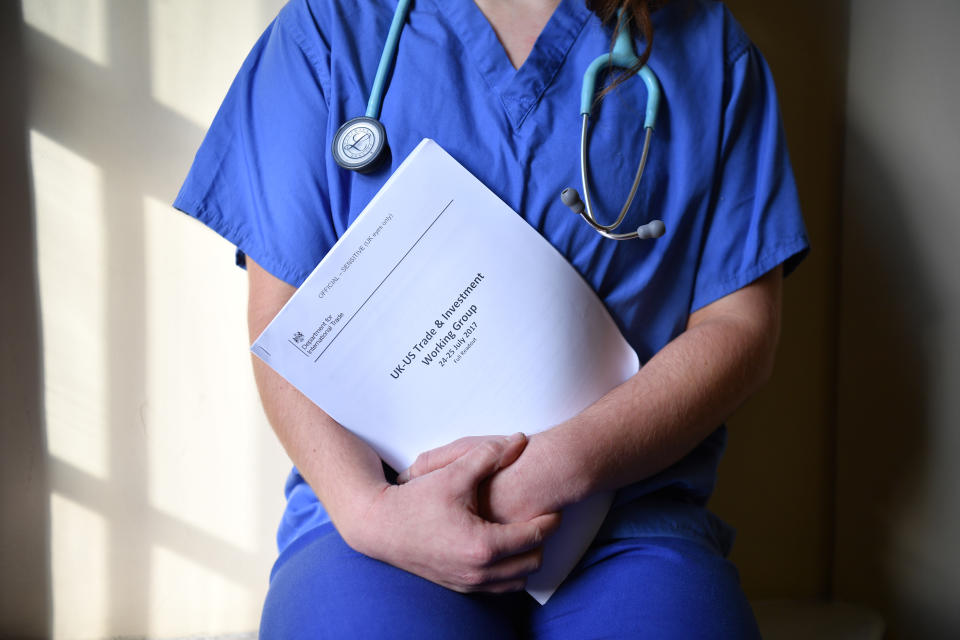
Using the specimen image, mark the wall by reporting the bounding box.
[3,1,290,638]
[712,0,846,600]
[0,3,50,637]
[835,1,960,638]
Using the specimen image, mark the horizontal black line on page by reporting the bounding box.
[314,198,455,363]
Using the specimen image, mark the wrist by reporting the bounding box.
[485,430,595,521]
[328,480,393,555]
[536,427,598,506]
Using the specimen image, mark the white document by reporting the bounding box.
[252,139,639,603]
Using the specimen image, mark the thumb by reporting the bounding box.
[446,432,526,490]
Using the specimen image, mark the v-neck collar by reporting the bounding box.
[430,0,592,130]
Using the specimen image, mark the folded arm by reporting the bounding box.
[403,267,783,523]
[246,257,560,592]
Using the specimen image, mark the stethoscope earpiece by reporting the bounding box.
[558,9,664,242]
[561,188,586,215]
[636,219,666,239]
[562,188,666,241]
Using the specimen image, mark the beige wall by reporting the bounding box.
[4,1,290,638]
[711,0,847,601]
[835,1,960,638]
[1,3,50,636]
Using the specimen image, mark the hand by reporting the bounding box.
[348,433,562,593]
[397,435,495,484]
[398,434,562,524]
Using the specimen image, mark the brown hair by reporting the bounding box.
[587,0,671,101]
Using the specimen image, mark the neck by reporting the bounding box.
[473,0,563,69]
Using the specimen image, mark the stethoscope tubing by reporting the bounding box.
[579,116,654,240]
[343,0,665,241]
[366,0,413,119]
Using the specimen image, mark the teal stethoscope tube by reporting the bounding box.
[565,11,665,240]
[366,0,413,119]
[579,20,661,128]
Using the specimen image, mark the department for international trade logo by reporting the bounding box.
[292,331,305,344]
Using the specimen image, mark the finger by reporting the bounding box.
[445,433,526,490]
[496,432,528,470]
[473,577,528,594]
[482,547,545,582]
[400,433,526,484]
[488,512,562,560]
[449,577,527,595]
[454,546,545,594]
[398,437,484,484]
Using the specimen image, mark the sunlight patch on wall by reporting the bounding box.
[149,544,259,637]
[23,0,108,65]
[143,195,262,552]
[50,493,108,639]
[148,0,268,127]
[31,129,109,481]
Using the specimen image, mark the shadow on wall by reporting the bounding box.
[0,3,51,638]
[835,125,935,638]
[712,0,846,600]
[15,0,288,636]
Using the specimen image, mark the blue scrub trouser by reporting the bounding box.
[260,523,761,639]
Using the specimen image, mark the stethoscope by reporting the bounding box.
[330,0,666,241]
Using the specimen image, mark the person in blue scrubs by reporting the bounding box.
[175,0,808,637]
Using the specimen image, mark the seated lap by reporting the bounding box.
[260,524,760,640]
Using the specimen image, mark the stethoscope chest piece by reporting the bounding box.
[332,116,388,173]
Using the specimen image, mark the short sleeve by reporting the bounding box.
[690,42,809,312]
[173,2,335,287]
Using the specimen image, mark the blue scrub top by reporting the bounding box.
[175,0,808,558]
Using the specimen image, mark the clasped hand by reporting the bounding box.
[347,433,561,594]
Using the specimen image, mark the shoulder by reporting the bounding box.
[270,0,406,83]
[276,0,400,47]
[654,0,753,67]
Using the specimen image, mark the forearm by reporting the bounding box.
[250,357,388,538]
[246,261,388,545]
[247,259,561,592]
[485,268,782,521]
